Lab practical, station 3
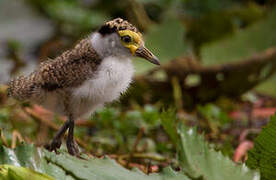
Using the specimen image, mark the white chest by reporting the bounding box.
[72,56,134,115]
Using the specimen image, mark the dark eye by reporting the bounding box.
[121,35,132,43]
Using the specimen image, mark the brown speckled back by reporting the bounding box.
[8,37,101,102]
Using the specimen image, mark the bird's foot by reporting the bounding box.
[44,138,62,153]
[66,138,80,156]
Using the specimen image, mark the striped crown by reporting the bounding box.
[98,18,140,35]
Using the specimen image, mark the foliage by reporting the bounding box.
[0,165,53,180]
[160,110,259,180]
[0,109,262,180]
[89,105,162,154]
[246,114,276,180]
[0,143,188,180]
[198,103,232,126]
[197,103,232,135]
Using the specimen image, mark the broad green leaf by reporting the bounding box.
[148,167,189,180]
[14,143,39,170]
[161,112,260,180]
[177,124,259,180]
[0,144,71,179]
[43,150,190,180]
[0,144,189,180]
[0,164,54,180]
[246,114,276,180]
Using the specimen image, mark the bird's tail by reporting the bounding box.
[7,73,40,101]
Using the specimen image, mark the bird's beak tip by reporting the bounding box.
[135,46,160,66]
[151,55,160,65]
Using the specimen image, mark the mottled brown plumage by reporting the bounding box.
[8,18,139,102]
[8,38,101,101]
[8,18,143,103]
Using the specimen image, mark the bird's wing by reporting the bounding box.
[8,38,101,100]
[39,54,90,91]
[39,39,102,91]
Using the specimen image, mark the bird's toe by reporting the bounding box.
[66,139,80,156]
[45,138,62,152]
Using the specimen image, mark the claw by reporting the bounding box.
[45,138,62,152]
[66,138,80,156]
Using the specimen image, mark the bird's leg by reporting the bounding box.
[66,114,79,156]
[45,120,70,152]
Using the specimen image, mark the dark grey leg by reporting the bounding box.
[66,115,79,156]
[45,120,70,152]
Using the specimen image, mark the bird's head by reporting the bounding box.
[93,18,160,65]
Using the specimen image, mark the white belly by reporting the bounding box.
[72,56,134,117]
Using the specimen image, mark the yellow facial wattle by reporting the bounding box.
[118,30,142,55]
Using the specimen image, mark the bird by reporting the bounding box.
[7,18,160,156]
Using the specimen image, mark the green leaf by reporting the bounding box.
[246,114,276,180]
[0,144,189,180]
[0,164,54,180]
[161,111,260,180]
[149,167,190,180]
[44,151,190,180]
[177,124,259,180]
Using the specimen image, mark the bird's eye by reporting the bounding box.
[121,35,132,43]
